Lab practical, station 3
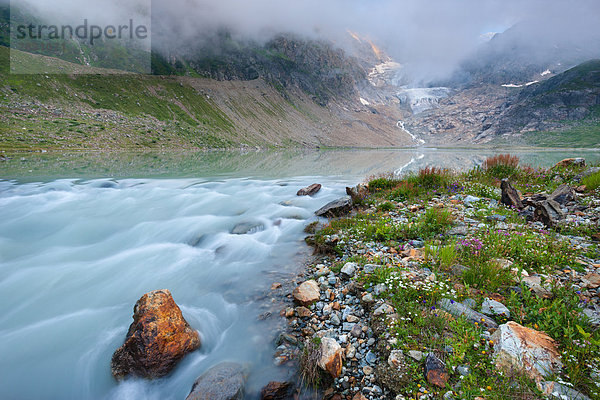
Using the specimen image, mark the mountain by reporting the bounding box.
[478,59,600,145]
[0,45,409,151]
[452,20,600,87]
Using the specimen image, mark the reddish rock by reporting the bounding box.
[318,337,343,378]
[297,183,322,196]
[425,353,449,388]
[292,280,320,306]
[491,321,562,382]
[296,306,312,318]
[582,273,600,289]
[352,393,368,400]
[111,289,200,379]
[552,158,585,169]
[260,381,291,400]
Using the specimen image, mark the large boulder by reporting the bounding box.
[533,199,565,227]
[491,321,562,382]
[346,184,368,203]
[549,184,577,205]
[315,197,353,218]
[111,289,201,379]
[292,280,320,306]
[500,179,523,209]
[439,298,498,330]
[297,183,322,196]
[317,337,343,378]
[551,158,585,169]
[186,362,246,400]
[481,298,511,318]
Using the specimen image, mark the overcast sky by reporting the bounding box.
[11,0,600,80]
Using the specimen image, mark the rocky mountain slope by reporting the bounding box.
[397,61,600,146]
[485,60,600,138]
[0,46,411,151]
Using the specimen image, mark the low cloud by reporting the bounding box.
[14,0,600,82]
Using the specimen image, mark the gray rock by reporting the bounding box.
[501,179,523,209]
[533,199,566,227]
[231,222,265,235]
[462,298,476,309]
[464,195,481,204]
[457,365,470,376]
[408,350,423,361]
[350,324,363,338]
[297,183,322,196]
[340,262,357,278]
[186,362,246,400]
[481,298,510,318]
[315,197,353,217]
[374,283,387,295]
[363,264,378,274]
[549,184,577,205]
[365,350,377,365]
[486,214,507,222]
[582,308,600,330]
[343,322,355,332]
[330,313,341,326]
[448,225,468,236]
[440,298,498,329]
[361,293,374,304]
[373,303,394,316]
[541,381,591,400]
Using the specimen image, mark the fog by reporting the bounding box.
[10,0,600,82]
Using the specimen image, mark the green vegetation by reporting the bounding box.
[310,155,600,399]
[583,170,600,191]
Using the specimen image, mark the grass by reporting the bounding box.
[583,170,600,191]
[299,336,322,389]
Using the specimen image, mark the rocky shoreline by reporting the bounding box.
[276,157,600,400]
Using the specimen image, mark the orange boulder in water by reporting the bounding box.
[111,289,201,379]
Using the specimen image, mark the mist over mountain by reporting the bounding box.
[12,0,600,85]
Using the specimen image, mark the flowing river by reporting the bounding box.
[1,148,598,400]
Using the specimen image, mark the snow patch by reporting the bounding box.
[359,97,370,106]
[541,69,551,76]
[501,80,539,88]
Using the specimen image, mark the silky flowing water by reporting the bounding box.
[1,148,598,400]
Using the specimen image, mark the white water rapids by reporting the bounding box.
[0,176,352,400]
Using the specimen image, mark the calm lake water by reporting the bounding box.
[0,148,598,400]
